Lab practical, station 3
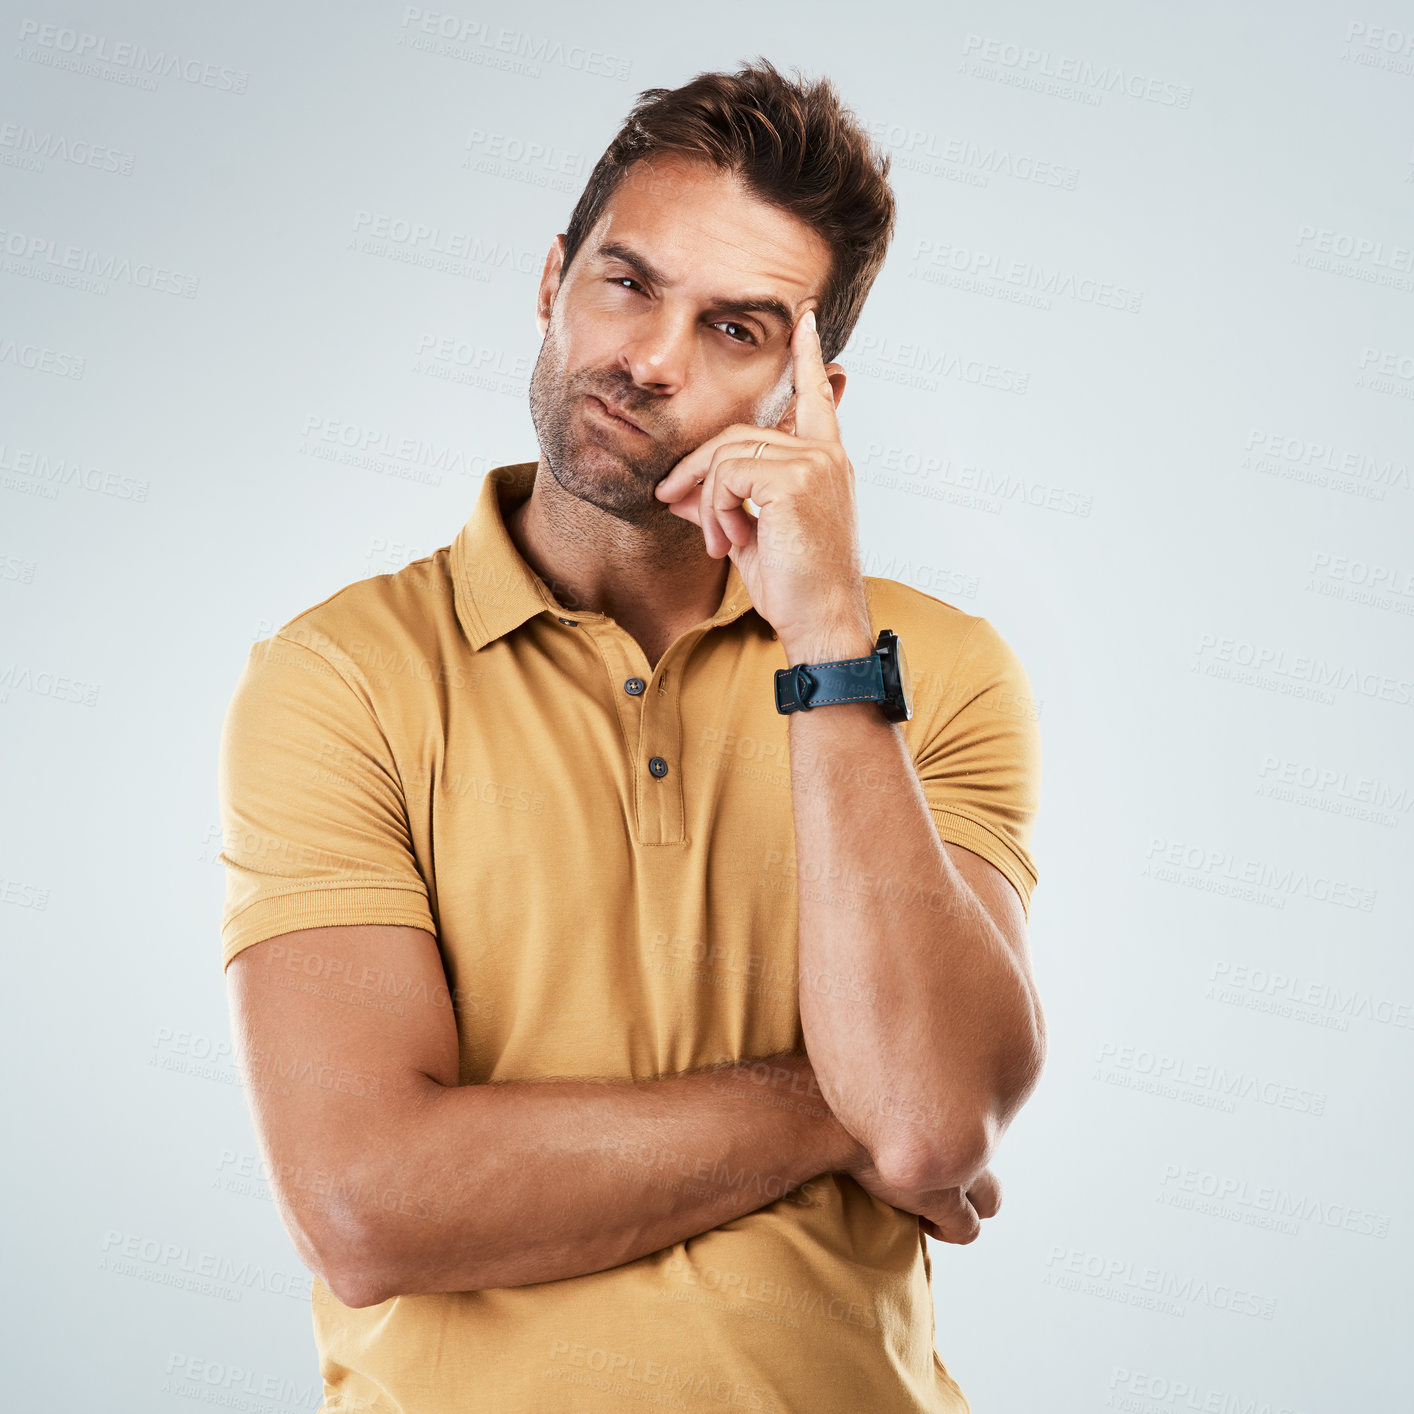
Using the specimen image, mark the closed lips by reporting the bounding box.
[591,396,644,431]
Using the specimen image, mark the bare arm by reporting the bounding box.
[226,924,862,1309]
[781,621,1046,1191]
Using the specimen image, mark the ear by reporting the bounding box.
[536,235,567,336]
[774,363,847,436]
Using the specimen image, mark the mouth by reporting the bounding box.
[586,394,648,435]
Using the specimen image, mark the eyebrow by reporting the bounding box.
[592,240,798,337]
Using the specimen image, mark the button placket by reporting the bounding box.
[636,658,685,843]
[579,621,685,845]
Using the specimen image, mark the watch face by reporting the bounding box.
[895,634,913,719]
[878,629,913,722]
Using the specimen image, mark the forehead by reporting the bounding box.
[584,153,832,308]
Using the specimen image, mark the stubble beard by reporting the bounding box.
[528,316,691,529]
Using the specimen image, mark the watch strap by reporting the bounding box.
[774,652,886,714]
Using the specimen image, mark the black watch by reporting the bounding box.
[774,628,913,722]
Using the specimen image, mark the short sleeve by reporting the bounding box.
[911,616,1042,919]
[216,634,436,972]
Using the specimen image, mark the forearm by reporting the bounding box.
[782,627,1042,1185]
[348,1052,859,1302]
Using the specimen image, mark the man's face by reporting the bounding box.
[527,153,835,525]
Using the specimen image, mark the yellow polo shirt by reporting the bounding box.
[217,458,1042,1414]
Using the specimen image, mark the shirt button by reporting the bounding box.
[648,756,668,778]
[624,677,646,695]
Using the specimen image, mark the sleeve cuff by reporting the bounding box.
[927,805,1036,920]
[220,886,437,972]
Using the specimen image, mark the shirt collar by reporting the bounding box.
[451,460,760,652]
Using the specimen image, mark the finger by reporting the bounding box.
[699,451,747,558]
[697,438,792,552]
[966,1168,1002,1220]
[922,1189,982,1246]
[698,455,730,558]
[789,309,840,445]
[654,427,791,505]
[709,456,766,548]
[663,474,764,530]
[711,455,780,534]
[711,442,795,537]
[664,482,702,527]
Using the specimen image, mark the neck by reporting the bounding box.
[503,458,731,663]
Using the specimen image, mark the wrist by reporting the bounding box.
[794,1068,870,1174]
[820,1111,871,1175]
[779,619,874,667]
[756,1054,861,1173]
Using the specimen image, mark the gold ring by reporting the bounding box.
[752,440,767,459]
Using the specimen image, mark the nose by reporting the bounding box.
[615,306,694,395]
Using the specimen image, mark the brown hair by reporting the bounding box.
[559,57,896,365]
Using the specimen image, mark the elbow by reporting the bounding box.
[320,1226,396,1309]
[303,1182,399,1310]
[326,1269,393,1310]
[875,1125,992,1196]
[876,1046,1047,1194]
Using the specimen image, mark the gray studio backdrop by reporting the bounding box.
[3,1,1410,1409]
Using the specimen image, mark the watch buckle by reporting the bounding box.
[792,664,817,709]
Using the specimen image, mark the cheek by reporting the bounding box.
[749,378,794,430]
[676,394,777,456]
[753,353,795,407]
[555,295,623,364]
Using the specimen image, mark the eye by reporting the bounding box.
[604,278,757,346]
[714,321,758,346]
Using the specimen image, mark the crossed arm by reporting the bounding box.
[229,847,1032,1309]
[226,909,1010,1309]
[227,924,862,1308]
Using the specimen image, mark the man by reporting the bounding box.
[219,58,1045,1414]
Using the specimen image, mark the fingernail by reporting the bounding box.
[805,310,816,332]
